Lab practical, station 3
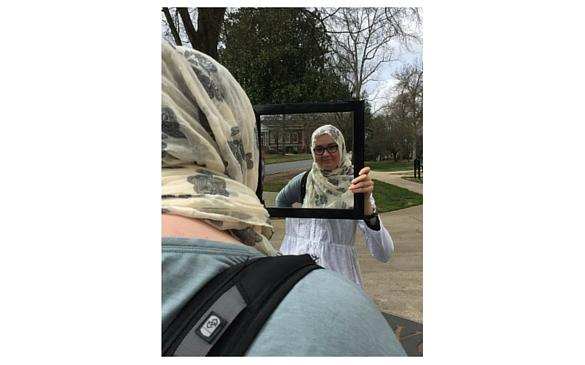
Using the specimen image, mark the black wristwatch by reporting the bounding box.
[364,208,379,227]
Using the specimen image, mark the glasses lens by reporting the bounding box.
[327,145,338,153]
[314,147,325,155]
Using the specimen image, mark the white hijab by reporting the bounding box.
[303,125,354,209]
[161,39,277,256]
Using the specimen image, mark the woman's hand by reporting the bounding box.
[349,167,375,215]
[350,166,375,196]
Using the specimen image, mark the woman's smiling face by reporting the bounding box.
[313,134,341,171]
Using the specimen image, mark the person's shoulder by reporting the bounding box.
[291,171,307,183]
[297,269,380,315]
[247,268,406,356]
[279,171,306,191]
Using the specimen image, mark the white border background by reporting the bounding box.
[2,1,584,364]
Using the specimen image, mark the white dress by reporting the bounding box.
[279,204,394,287]
[276,172,395,287]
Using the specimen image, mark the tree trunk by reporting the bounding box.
[162,8,183,46]
[177,8,225,60]
[177,8,198,49]
[196,8,226,60]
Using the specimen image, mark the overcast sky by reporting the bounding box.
[362,9,423,115]
[367,38,423,114]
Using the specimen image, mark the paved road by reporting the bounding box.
[265,160,313,175]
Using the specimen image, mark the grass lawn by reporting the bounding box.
[265,157,419,171]
[366,160,419,172]
[263,169,423,213]
[263,168,307,193]
[263,181,288,192]
[372,179,423,213]
[264,153,312,165]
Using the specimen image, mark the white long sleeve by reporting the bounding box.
[358,218,394,262]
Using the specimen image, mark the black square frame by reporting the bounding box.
[254,100,365,219]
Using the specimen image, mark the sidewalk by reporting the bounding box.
[267,173,423,323]
[361,171,422,322]
[269,205,422,323]
[370,170,423,194]
[357,205,422,323]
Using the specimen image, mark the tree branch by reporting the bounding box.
[177,7,198,48]
[162,7,182,46]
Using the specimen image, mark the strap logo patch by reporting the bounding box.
[197,311,226,343]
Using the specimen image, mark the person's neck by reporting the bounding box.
[161,214,241,244]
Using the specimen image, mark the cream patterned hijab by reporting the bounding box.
[303,125,354,209]
[161,39,277,256]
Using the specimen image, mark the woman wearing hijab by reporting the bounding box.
[161,39,405,356]
[276,125,395,287]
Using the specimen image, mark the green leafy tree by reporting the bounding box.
[365,115,388,160]
[219,8,351,104]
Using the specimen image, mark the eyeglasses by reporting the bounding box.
[313,143,339,155]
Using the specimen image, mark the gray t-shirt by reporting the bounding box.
[275,171,305,207]
[162,236,406,356]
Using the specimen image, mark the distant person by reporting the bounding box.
[161,39,405,356]
[276,125,395,287]
[414,157,422,179]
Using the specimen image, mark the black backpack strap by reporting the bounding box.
[299,170,310,204]
[162,258,251,356]
[162,254,321,356]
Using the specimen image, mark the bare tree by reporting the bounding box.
[162,7,182,46]
[318,7,421,100]
[161,7,226,60]
[177,8,199,48]
[391,64,423,160]
[161,8,194,46]
[385,95,412,161]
